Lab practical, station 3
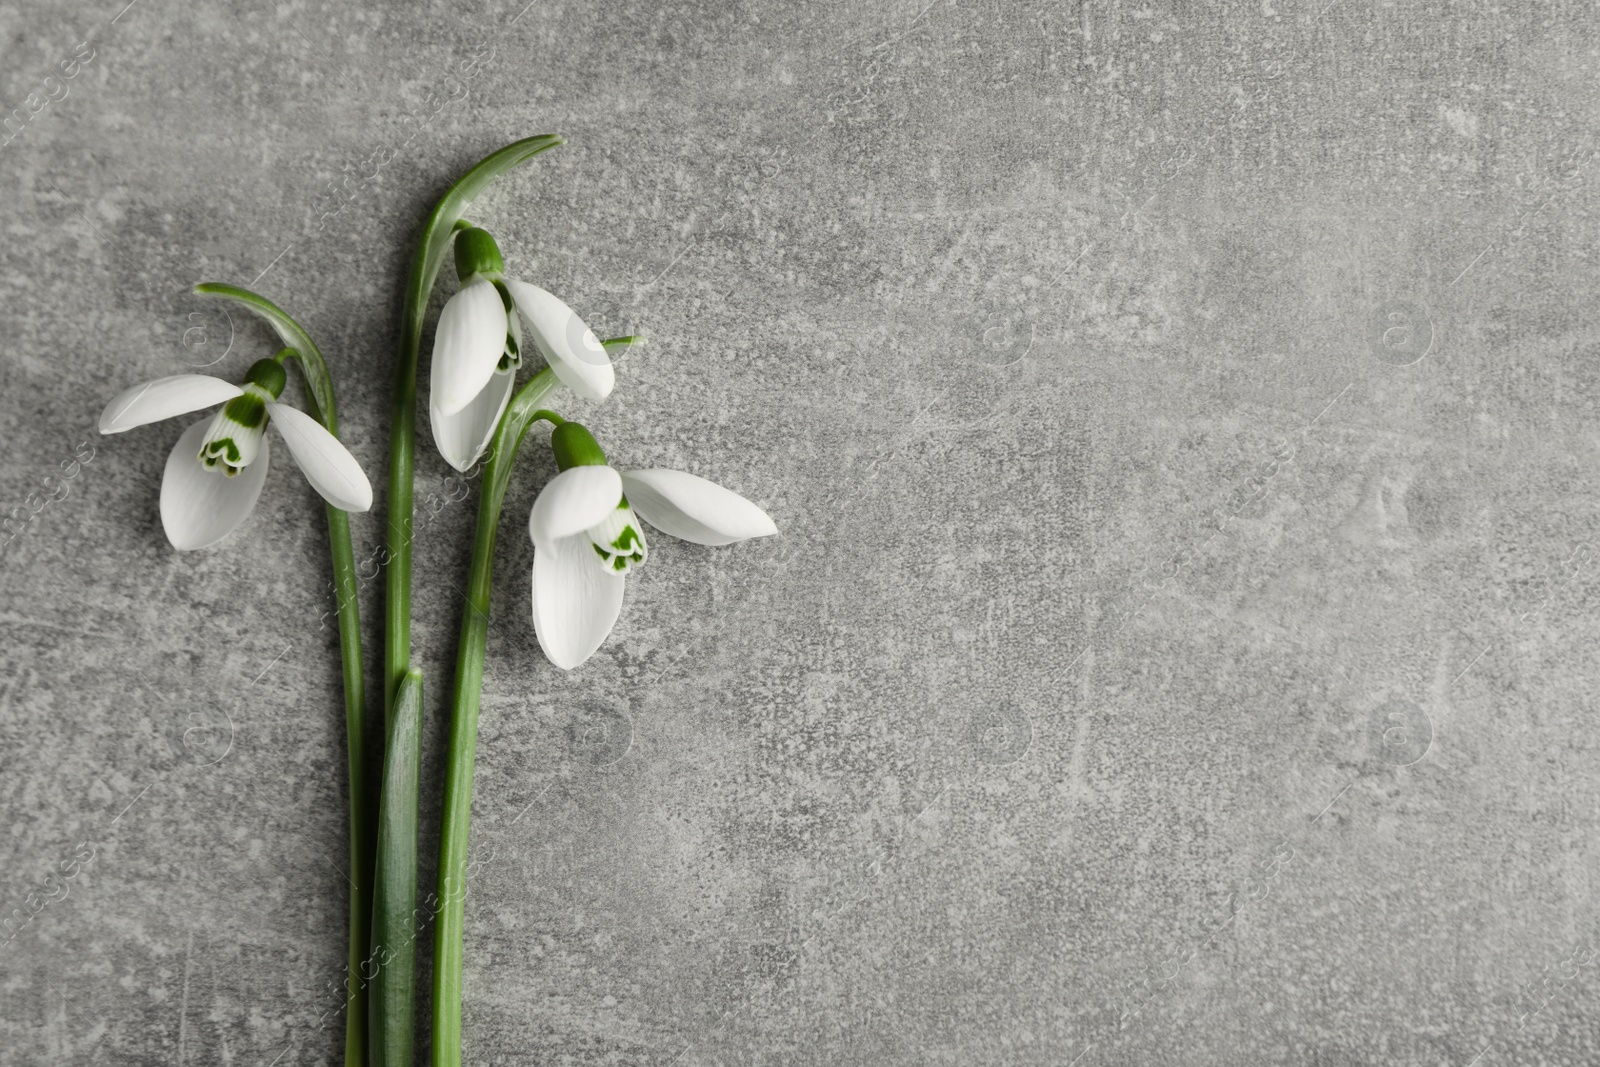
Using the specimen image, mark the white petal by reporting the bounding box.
[531,534,625,670]
[504,279,615,402]
[620,468,777,546]
[430,369,514,473]
[528,465,623,547]
[265,402,373,512]
[100,375,242,434]
[431,277,509,417]
[160,419,269,550]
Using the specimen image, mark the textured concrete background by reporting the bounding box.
[3,0,1599,1063]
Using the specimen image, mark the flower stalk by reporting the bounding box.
[193,283,372,1067]
[432,335,639,1066]
[99,138,766,1067]
[431,368,563,1067]
[378,136,561,1067]
[384,135,564,719]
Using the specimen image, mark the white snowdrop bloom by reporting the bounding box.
[429,226,614,472]
[526,423,776,670]
[99,357,372,550]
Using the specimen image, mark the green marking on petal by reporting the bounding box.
[206,438,241,462]
[583,502,647,576]
[496,334,520,373]
[494,283,522,373]
[219,391,267,430]
[492,278,515,314]
[196,384,272,476]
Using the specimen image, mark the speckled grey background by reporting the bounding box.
[3,0,1598,1063]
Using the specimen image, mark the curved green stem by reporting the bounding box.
[431,334,641,1064]
[193,283,371,1067]
[384,134,564,721]
[431,370,563,1067]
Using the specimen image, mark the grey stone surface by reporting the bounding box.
[3,0,1599,1063]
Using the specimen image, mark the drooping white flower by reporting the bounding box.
[429,226,615,472]
[526,423,777,670]
[99,357,373,550]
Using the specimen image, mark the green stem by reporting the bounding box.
[384,134,565,722]
[431,334,643,1063]
[431,371,564,1067]
[192,283,372,1067]
[326,503,370,1067]
[279,366,371,1067]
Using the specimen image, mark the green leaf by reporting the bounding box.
[371,668,423,1067]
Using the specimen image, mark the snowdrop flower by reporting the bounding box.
[527,422,777,670]
[430,226,615,472]
[99,356,372,550]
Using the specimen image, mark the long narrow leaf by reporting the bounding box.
[371,668,423,1067]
